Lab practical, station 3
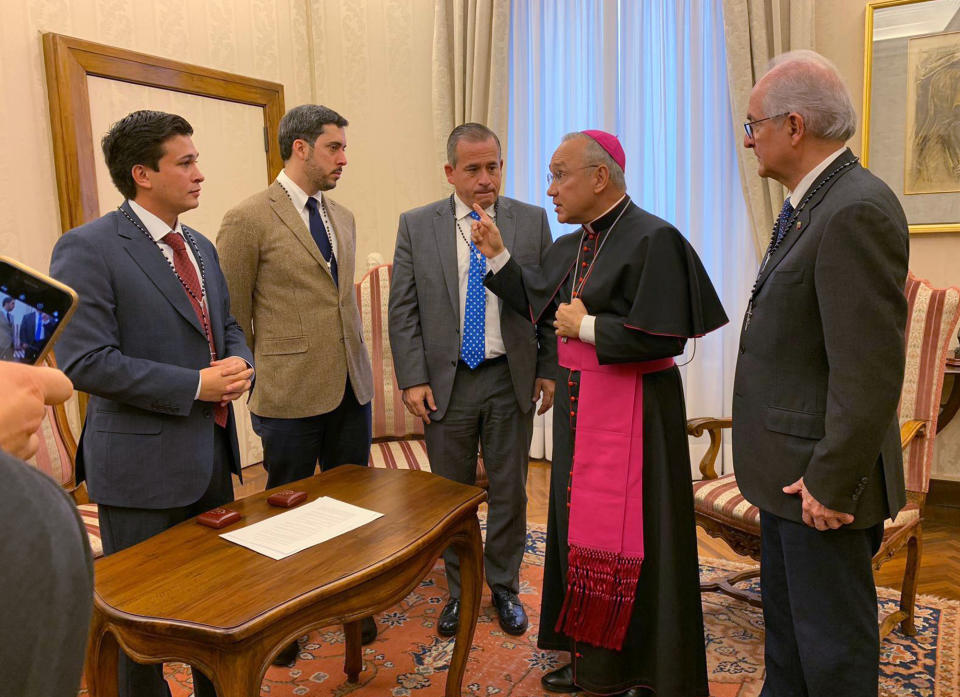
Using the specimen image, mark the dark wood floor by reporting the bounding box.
[236,460,960,601]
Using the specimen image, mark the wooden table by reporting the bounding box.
[84,465,487,696]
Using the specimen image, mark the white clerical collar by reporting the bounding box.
[277,169,323,213]
[788,147,846,206]
[454,194,495,221]
[128,199,184,241]
[590,194,627,225]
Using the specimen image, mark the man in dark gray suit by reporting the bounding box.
[18,310,54,364]
[0,360,92,697]
[51,110,254,697]
[389,123,554,637]
[733,51,909,697]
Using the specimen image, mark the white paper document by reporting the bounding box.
[220,496,383,560]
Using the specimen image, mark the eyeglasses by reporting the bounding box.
[547,164,599,185]
[743,112,790,139]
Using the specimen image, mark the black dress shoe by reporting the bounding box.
[361,615,378,644]
[437,598,460,637]
[272,640,299,667]
[540,663,578,693]
[491,588,528,635]
[616,688,648,697]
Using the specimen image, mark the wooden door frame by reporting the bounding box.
[42,32,285,233]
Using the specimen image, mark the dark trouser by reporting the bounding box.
[424,357,533,598]
[98,426,234,697]
[251,378,372,489]
[759,511,884,697]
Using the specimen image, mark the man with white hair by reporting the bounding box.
[733,50,909,696]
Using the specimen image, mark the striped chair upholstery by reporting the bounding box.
[355,263,424,440]
[900,273,960,496]
[692,475,760,535]
[370,439,431,472]
[23,398,103,559]
[356,263,487,486]
[690,273,960,634]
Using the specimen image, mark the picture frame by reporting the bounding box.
[862,0,960,234]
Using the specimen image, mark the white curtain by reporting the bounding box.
[722,0,815,256]
[507,0,753,476]
[432,0,512,186]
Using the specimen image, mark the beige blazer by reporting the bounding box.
[217,180,374,418]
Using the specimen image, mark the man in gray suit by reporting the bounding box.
[733,51,909,697]
[51,110,254,697]
[389,123,555,637]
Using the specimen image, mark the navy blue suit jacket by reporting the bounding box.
[50,202,253,509]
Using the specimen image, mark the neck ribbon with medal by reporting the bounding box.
[450,194,498,261]
[559,200,630,343]
[118,205,215,362]
[743,157,857,331]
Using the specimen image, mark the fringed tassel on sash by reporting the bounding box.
[556,545,643,651]
[555,339,676,653]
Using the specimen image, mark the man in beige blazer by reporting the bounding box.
[217,104,376,661]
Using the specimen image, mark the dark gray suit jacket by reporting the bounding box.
[0,451,93,697]
[388,196,555,420]
[732,150,909,528]
[50,202,253,509]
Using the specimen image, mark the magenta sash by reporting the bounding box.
[555,338,675,650]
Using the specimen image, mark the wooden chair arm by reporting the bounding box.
[900,420,927,450]
[687,417,733,436]
[686,417,732,480]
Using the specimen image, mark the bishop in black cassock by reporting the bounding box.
[472,131,727,696]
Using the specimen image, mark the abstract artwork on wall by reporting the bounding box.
[905,31,960,195]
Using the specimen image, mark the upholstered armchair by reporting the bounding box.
[690,273,960,638]
[355,263,488,488]
[23,356,103,558]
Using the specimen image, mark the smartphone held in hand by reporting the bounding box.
[0,256,78,365]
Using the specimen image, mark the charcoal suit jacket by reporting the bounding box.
[50,201,253,509]
[732,149,909,528]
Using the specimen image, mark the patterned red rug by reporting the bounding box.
[82,521,959,697]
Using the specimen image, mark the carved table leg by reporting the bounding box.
[343,619,362,683]
[446,515,484,697]
[211,651,265,697]
[84,611,119,697]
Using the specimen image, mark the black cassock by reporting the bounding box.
[486,196,727,696]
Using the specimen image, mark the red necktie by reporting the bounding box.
[162,232,228,428]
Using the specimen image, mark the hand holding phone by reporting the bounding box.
[0,256,78,365]
[0,361,73,459]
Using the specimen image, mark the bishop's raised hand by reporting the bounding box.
[470,203,505,258]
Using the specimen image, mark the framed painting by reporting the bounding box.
[863,0,960,234]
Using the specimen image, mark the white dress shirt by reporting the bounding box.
[129,200,204,293]
[128,200,245,399]
[453,195,506,359]
[276,169,339,268]
[787,147,847,208]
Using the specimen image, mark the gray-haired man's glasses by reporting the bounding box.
[547,164,599,186]
[743,112,789,139]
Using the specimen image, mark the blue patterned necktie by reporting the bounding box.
[305,197,338,286]
[774,198,794,245]
[460,210,486,369]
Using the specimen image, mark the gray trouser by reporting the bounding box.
[424,357,533,597]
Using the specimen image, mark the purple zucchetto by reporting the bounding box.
[582,130,625,172]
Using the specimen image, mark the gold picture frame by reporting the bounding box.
[862,0,960,234]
